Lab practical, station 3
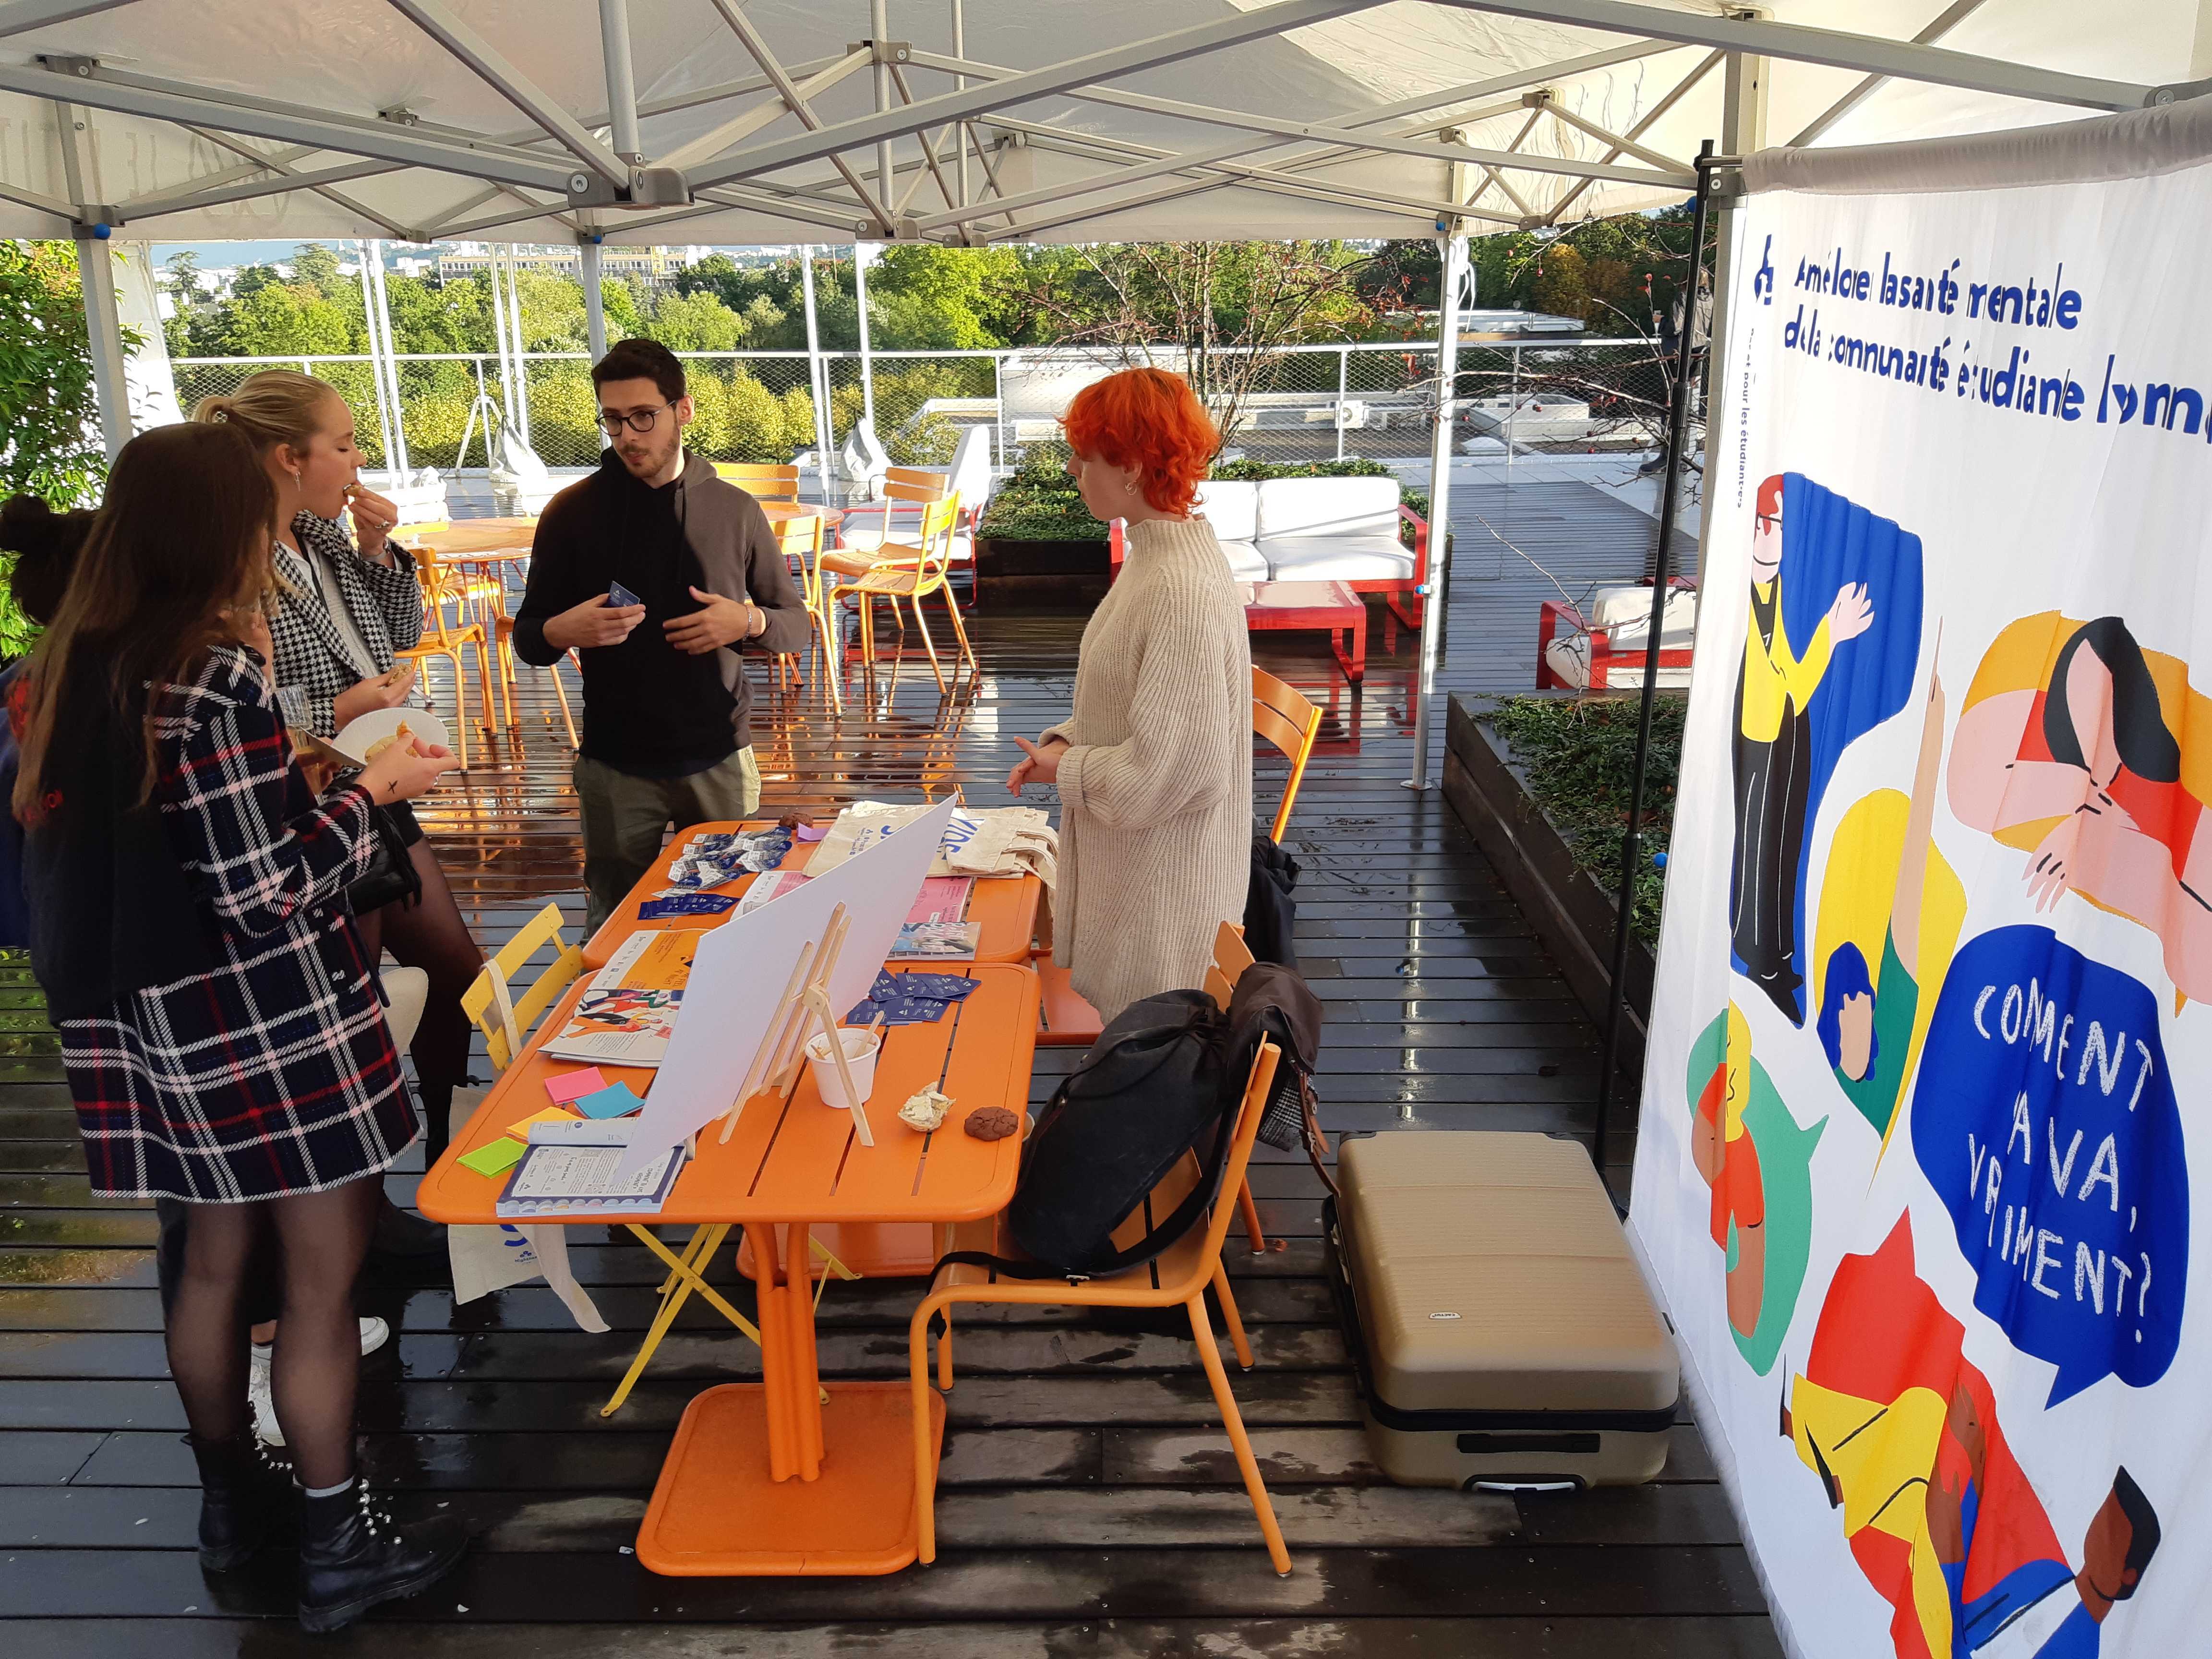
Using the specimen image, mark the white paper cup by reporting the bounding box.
[805,1028,881,1110]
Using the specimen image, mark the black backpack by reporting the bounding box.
[987,989,1231,1280]
[1244,833,1299,968]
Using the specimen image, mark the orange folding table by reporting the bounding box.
[581,818,1042,970]
[418,960,1037,1576]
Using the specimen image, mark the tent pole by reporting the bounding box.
[950,0,968,209]
[800,246,836,505]
[506,247,531,434]
[853,242,877,433]
[1591,140,1719,1195]
[1692,48,1766,583]
[485,247,512,426]
[75,224,131,460]
[580,237,609,359]
[1403,228,1465,792]
[872,0,893,230]
[598,0,644,163]
[357,239,401,478]
[370,247,410,474]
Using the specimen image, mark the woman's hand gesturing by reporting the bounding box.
[1007,735,1068,793]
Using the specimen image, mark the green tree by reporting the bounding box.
[164,250,205,307]
[0,241,131,649]
[289,241,344,297]
[644,288,746,353]
[1527,243,1591,323]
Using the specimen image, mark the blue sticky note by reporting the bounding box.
[575,1082,645,1119]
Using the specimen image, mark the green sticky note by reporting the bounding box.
[458,1137,527,1178]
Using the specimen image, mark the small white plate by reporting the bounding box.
[332,707,452,767]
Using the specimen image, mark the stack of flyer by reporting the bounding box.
[539,931,697,1068]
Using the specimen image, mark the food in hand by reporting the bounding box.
[362,720,415,763]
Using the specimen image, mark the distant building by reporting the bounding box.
[434,242,705,289]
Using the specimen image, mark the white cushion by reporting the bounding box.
[1261,534,1415,583]
[1215,538,1270,581]
[1254,476,1400,540]
[1192,480,1259,542]
[1592,584,1698,634]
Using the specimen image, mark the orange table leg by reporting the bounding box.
[637,1214,949,1577]
[748,1222,798,1484]
[785,1220,825,1479]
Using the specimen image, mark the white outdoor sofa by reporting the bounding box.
[1110,474,1431,629]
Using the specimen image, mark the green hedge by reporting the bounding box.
[1485,694,1684,945]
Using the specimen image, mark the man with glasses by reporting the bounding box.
[515,338,807,931]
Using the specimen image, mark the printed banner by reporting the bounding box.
[1631,136,2212,1659]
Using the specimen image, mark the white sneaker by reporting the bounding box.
[247,1320,391,1448]
[248,1346,284,1448]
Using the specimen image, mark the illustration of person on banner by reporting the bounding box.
[1731,472,1923,1023]
[1781,1216,2162,1659]
[1685,1003,1824,1366]
[1813,660,1968,1144]
[1950,612,2212,1003]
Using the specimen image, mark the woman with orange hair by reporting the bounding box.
[1007,368,1252,1022]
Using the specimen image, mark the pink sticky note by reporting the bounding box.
[546,1068,608,1105]
[795,823,827,842]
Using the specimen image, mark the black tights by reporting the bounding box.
[165,1175,381,1490]
[357,837,481,1165]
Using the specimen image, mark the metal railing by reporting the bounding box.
[168,338,1678,475]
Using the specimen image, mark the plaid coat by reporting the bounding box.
[269,512,424,738]
[59,646,418,1201]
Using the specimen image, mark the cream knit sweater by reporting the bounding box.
[1043,517,1252,1023]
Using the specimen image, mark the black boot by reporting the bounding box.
[297,1479,468,1634]
[369,1196,446,1257]
[187,1431,294,1571]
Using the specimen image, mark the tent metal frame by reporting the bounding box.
[28,3,2201,1178]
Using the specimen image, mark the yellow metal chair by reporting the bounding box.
[819,467,949,580]
[836,493,976,695]
[713,461,801,501]
[459,902,585,1073]
[393,542,495,768]
[771,511,841,715]
[911,922,1291,1575]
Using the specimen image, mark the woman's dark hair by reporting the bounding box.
[1816,941,1878,1074]
[591,337,686,403]
[2045,616,2179,783]
[0,495,96,628]
[12,422,277,823]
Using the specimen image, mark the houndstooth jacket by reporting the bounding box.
[269,512,424,738]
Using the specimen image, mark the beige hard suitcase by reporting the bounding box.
[1329,1130,1677,1491]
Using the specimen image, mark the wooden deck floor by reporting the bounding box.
[0,467,1778,1656]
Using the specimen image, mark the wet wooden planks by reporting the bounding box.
[0,471,1765,1656]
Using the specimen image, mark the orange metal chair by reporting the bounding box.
[821,466,950,578]
[770,511,841,715]
[909,924,1291,1575]
[394,542,495,768]
[713,461,801,502]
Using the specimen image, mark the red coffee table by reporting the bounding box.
[1242,579,1366,682]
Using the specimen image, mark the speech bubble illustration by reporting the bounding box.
[1910,926,2188,1404]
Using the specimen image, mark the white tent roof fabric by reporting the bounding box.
[0,0,2203,247]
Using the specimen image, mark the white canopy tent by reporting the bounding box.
[0,0,2203,781]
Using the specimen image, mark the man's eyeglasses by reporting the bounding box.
[598,403,676,435]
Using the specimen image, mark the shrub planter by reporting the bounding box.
[973,536,1113,610]
[1442,692,1655,1074]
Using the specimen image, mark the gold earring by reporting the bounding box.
[1125,480,1137,495]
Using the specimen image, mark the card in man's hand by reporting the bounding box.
[607,580,643,608]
